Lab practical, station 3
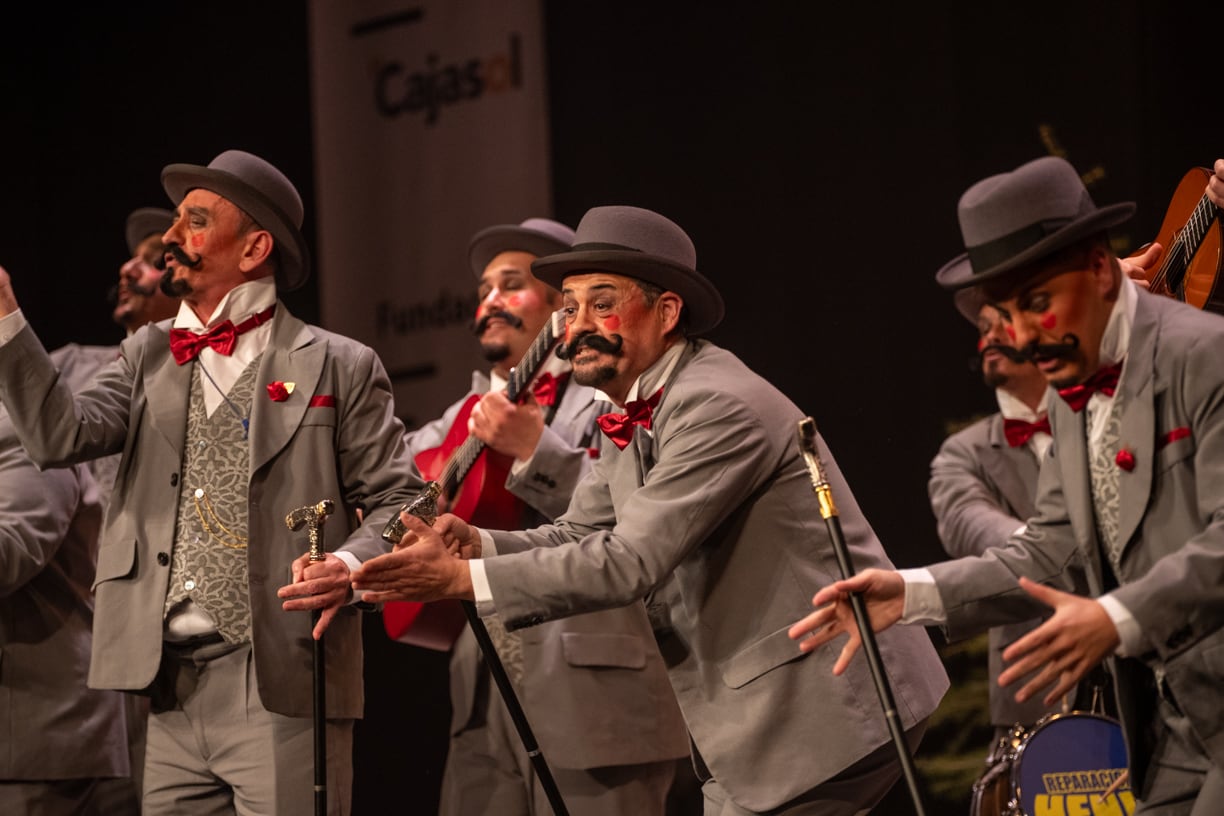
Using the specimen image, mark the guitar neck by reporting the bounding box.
[444,309,566,491]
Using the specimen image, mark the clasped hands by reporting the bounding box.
[277,512,481,639]
[787,569,1121,707]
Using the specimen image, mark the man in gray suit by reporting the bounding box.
[0,205,181,815]
[354,205,949,815]
[0,150,419,814]
[400,217,693,815]
[928,285,1069,743]
[794,156,1224,814]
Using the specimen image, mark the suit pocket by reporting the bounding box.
[92,538,137,590]
[560,632,647,670]
[300,406,337,428]
[1155,434,1195,472]
[720,626,808,689]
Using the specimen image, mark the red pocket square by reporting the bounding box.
[1157,427,1191,450]
[309,395,336,408]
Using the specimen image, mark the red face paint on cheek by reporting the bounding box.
[506,293,524,308]
[977,337,987,352]
[190,234,204,249]
[1040,313,1057,330]
[1005,325,1016,340]
[603,315,621,331]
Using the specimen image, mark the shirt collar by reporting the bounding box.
[172,277,277,331]
[1098,275,1137,370]
[600,339,687,406]
[995,386,1048,423]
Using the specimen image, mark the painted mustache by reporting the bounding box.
[968,342,1030,372]
[472,309,524,335]
[555,332,624,360]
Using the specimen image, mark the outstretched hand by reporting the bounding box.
[997,577,1119,707]
[351,512,478,604]
[787,568,906,675]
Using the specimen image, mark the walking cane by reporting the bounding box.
[796,418,929,816]
[383,484,571,816]
[286,499,336,816]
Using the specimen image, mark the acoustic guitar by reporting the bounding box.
[1140,166,1224,314]
[383,310,568,649]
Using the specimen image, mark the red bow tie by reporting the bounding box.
[1057,362,1122,413]
[1003,416,1051,448]
[597,388,663,450]
[531,371,568,408]
[168,305,276,365]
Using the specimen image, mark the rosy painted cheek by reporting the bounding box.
[190,234,204,249]
[602,315,621,331]
[1005,325,1016,341]
[977,337,987,352]
[1040,313,1057,330]
[506,293,524,308]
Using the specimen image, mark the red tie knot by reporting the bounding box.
[168,305,276,365]
[1057,362,1122,413]
[1003,415,1052,448]
[596,387,663,450]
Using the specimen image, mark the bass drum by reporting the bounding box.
[970,712,1135,815]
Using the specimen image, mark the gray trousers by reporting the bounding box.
[143,640,354,816]
[1134,699,1224,816]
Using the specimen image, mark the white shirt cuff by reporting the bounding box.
[332,551,369,604]
[1097,593,1142,657]
[899,567,947,625]
[470,558,495,615]
[0,309,27,345]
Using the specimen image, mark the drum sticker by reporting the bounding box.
[1014,714,1135,815]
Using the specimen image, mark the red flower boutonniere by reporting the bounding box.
[1115,448,1135,472]
[267,381,296,402]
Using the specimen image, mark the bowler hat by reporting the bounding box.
[532,205,725,334]
[936,156,1135,291]
[953,286,986,326]
[160,150,310,291]
[125,207,174,256]
[468,218,575,277]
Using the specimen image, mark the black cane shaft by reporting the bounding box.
[312,609,327,816]
[823,515,927,816]
[460,600,570,816]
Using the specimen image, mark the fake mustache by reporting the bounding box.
[164,242,203,270]
[106,278,161,306]
[1017,334,1080,363]
[555,332,624,360]
[472,309,524,335]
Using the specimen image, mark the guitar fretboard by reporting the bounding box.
[1165,194,1220,294]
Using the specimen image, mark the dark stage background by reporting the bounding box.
[3,2,1222,813]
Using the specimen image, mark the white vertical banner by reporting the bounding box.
[309,0,552,429]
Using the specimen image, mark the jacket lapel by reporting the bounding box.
[1113,296,1159,562]
[249,304,324,476]
[1051,398,1103,591]
[982,416,1040,519]
[143,321,191,459]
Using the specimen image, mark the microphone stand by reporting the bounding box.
[383,484,571,816]
[796,418,928,816]
[285,499,337,816]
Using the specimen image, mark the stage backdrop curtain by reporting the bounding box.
[309,0,553,429]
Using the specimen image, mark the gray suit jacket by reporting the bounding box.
[929,289,1224,785]
[928,412,1063,727]
[405,371,689,770]
[0,305,420,719]
[0,344,130,780]
[484,340,949,811]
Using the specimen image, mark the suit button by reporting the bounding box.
[170,473,179,487]
[157,552,170,566]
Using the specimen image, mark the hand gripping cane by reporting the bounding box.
[286,499,336,816]
[383,483,571,816]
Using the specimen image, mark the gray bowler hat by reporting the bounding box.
[531,205,725,335]
[468,218,575,277]
[124,207,175,255]
[936,156,1135,291]
[161,150,310,291]
[953,286,986,326]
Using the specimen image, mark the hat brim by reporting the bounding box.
[125,208,175,256]
[161,164,310,292]
[936,202,1136,291]
[533,250,725,335]
[468,226,572,278]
